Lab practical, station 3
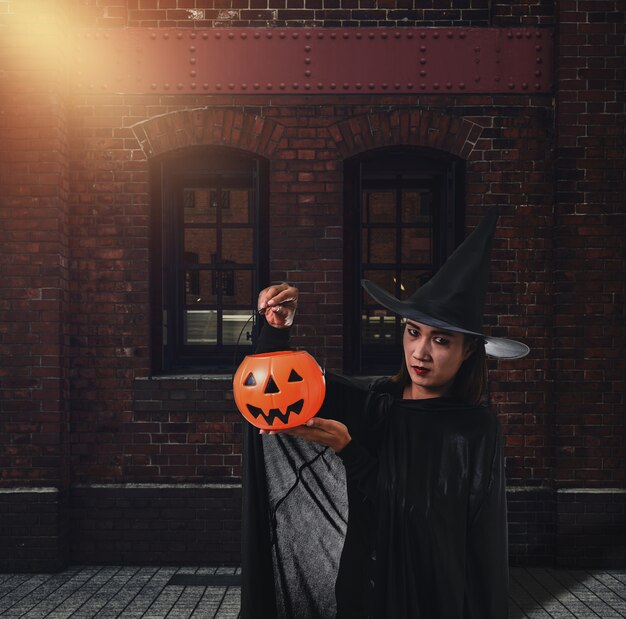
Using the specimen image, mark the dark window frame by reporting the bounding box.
[343,146,465,375]
[150,147,269,374]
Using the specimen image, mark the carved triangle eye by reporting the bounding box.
[288,369,303,382]
[244,373,256,386]
[264,376,280,394]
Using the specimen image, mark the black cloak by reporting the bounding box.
[241,326,509,619]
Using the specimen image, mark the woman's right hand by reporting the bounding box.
[258,283,298,329]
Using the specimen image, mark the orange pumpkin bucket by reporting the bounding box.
[233,350,326,430]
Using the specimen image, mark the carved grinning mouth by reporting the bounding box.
[246,399,305,426]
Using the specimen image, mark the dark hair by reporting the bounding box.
[390,333,488,406]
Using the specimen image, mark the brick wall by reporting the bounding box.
[49,0,555,28]
[0,0,623,570]
[67,100,554,487]
[0,489,67,572]
[554,2,625,486]
[70,484,241,565]
[0,0,70,571]
[549,1,626,566]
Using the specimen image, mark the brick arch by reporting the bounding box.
[329,109,483,160]
[131,108,285,159]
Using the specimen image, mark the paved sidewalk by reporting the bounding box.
[0,566,624,618]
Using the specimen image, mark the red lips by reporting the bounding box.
[412,366,431,376]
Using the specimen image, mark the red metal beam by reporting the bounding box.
[72,28,553,95]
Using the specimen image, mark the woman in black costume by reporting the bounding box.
[241,208,529,619]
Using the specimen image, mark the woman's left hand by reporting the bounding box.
[260,417,352,454]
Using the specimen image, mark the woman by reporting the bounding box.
[241,208,529,619]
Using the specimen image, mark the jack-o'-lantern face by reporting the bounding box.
[233,351,325,430]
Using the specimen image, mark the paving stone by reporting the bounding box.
[0,566,623,618]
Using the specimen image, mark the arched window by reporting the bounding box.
[344,147,464,375]
[151,147,268,373]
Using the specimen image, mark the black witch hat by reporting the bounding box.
[361,207,529,359]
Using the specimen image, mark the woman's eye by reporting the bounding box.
[407,328,419,337]
[434,337,450,346]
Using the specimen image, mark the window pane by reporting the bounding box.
[222,228,254,264]
[185,270,217,305]
[185,309,217,344]
[362,269,396,301]
[396,269,432,300]
[401,190,431,224]
[401,228,432,264]
[363,191,395,223]
[222,189,251,224]
[361,307,396,344]
[228,270,252,305]
[184,229,216,265]
[362,228,395,264]
[223,310,255,346]
[184,188,217,224]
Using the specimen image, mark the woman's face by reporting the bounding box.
[402,320,474,400]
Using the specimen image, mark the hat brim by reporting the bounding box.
[361,279,530,359]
